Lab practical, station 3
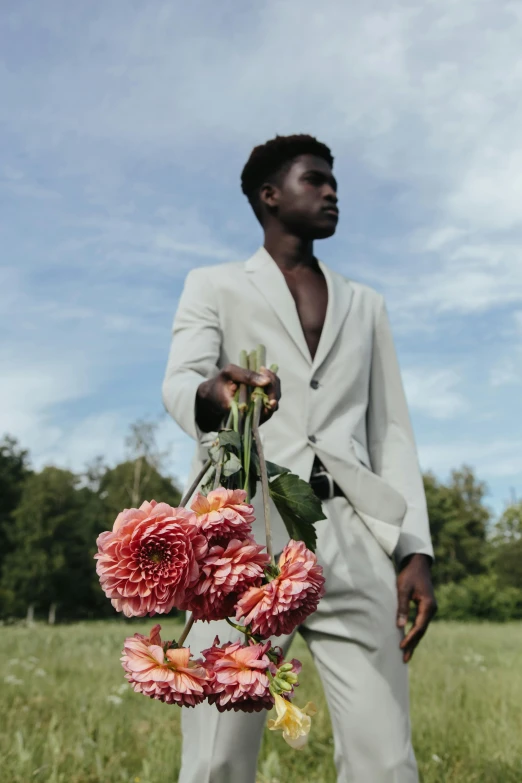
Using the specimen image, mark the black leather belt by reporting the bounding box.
[309,458,344,501]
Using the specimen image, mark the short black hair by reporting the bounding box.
[241,134,334,220]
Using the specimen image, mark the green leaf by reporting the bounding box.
[268,472,326,552]
[223,453,242,477]
[200,467,216,496]
[265,460,290,479]
[218,430,241,451]
[208,442,221,464]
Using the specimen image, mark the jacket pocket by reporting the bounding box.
[351,437,372,471]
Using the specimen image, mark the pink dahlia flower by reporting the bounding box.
[190,488,255,545]
[121,624,214,707]
[95,500,207,617]
[203,637,273,712]
[183,538,270,621]
[235,539,325,636]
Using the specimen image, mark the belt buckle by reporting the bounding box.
[315,470,335,501]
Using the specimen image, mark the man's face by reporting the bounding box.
[267,154,339,239]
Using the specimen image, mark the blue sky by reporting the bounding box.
[1,0,521,518]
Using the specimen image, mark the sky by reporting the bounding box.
[1,0,521,518]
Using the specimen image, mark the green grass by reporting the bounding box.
[1,621,521,782]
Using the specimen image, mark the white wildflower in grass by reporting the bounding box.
[4,674,23,686]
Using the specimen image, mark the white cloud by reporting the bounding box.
[0,355,194,487]
[34,408,194,489]
[490,358,522,388]
[0,357,92,459]
[2,0,520,316]
[406,240,522,314]
[489,310,522,387]
[403,368,467,420]
[419,439,522,480]
[1,0,521,510]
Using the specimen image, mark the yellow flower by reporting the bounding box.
[267,692,317,750]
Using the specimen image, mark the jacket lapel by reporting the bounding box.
[244,248,354,371]
[245,247,312,365]
[312,261,354,374]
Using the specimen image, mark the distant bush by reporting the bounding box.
[436,574,522,622]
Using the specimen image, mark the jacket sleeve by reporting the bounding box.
[162,268,222,441]
[366,295,434,563]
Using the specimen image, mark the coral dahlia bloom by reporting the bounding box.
[183,538,270,621]
[203,637,273,712]
[235,539,325,636]
[121,624,213,707]
[268,692,317,749]
[95,500,206,617]
[190,488,255,545]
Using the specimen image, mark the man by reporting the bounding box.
[162,134,436,783]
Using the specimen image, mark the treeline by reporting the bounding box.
[0,423,182,622]
[0,428,521,623]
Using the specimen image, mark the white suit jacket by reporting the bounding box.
[162,247,434,563]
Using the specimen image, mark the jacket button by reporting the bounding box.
[309,435,317,444]
[310,379,320,390]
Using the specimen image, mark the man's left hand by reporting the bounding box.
[396,554,437,663]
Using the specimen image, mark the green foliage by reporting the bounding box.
[1,467,98,619]
[217,430,242,451]
[2,621,522,782]
[268,472,326,552]
[436,574,522,621]
[222,452,242,477]
[492,539,522,591]
[491,501,522,591]
[493,500,522,543]
[1,423,521,627]
[99,459,182,527]
[424,466,491,586]
[0,436,31,573]
[0,426,182,621]
[265,460,290,478]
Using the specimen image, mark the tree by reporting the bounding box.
[0,466,97,620]
[424,466,491,586]
[0,436,31,574]
[493,500,522,543]
[123,418,170,506]
[0,425,181,620]
[491,501,522,591]
[99,460,182,527]
[96,417,181,527]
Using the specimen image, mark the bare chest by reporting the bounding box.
[283,271,328,359]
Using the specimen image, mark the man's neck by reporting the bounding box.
[263,230,316,272]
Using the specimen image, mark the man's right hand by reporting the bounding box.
[196,364,281,433]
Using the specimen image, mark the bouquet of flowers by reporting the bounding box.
[95,346,326,749]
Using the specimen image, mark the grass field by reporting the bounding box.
[1,621,521,783]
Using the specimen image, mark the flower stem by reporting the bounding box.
[180,459,212,507]
[213,448,224,489]
[252,344,275,566]
[177,614,195,647]
[230,399,239,433]
[238,350,249,434]
[179,410,234,506]
[225,616,248,635]
[242,410,253,495]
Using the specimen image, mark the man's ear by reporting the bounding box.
[259,182,279,210]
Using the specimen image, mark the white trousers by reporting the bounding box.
[178,497,419,783]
